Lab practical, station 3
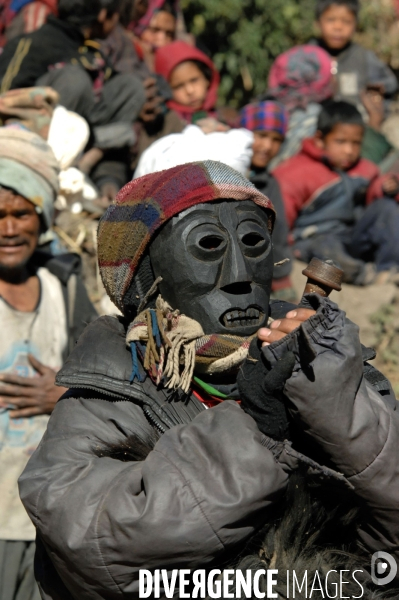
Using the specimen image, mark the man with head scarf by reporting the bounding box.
[0,126,97,600]
[18,161,399,599]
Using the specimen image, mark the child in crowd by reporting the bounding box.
[240,101,295,302]
[265,43,393,169]
[313,0,397,108]
[274,100,399,285]
[133,0,178,70]
[139,0,176,49]
[155,40,219,124]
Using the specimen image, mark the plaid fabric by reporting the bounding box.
[195,334,253,363]
[267,45,333,112]
[126,296,261,391]
[98,160,275,311]
[240,101,288,137]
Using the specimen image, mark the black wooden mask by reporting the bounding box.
[149,200,274,335]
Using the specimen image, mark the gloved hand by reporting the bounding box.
[237,337,295,441]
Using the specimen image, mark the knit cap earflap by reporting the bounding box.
[98,160,275,314]
[122,254,156,320]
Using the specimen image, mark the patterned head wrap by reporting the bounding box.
[98,160,275,312]
[240,101,289,137]
[267,45,334,112]
[0,126,59,231]
[131,0,179,36]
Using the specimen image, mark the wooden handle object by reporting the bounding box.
[301,258,344,299]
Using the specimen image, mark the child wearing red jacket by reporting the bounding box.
[274,100,399,285]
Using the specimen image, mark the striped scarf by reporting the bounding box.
[126,296,257,393]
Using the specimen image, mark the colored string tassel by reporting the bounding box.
[130,341,145,383]
[151,309,161,348]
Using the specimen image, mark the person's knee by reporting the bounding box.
[38,64,92,104]
[39,63,85,87]
[377,198,399,219]
[55,64,91,96]
[108,73,146,105]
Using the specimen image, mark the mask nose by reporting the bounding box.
[218,237,252,293]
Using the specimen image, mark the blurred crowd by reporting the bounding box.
[0,0,399,597]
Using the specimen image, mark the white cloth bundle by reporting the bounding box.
[134,125,254,178]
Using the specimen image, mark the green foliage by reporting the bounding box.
[181,0,317,107]
[356,0,398,67]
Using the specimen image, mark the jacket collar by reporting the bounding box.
[300,137,360,172]
[57,300,296,395]
[301,137,327,161]
[249,167,272,188]
[31,250,81,285]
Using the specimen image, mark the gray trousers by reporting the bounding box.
[38,63,146,186]
[0,540,40,600]
[38,63,145,126]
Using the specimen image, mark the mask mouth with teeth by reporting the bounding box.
[221,306,265,329]
[149,199,274,336]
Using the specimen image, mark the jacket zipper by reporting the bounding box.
[60,382,127,400]
[62,382,168,434]
[142,406,167,434]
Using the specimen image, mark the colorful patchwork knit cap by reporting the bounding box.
[98,160,275,312]
[240,101,289,137]
[267,45,333,112]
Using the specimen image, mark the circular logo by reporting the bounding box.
[371,551,397,586]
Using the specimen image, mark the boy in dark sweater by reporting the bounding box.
[274,100,399,285]
[240,101,295,302]
[313,0,397,109]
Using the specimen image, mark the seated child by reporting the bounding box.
[240,100,296,302]
[155,40,219,124]
[274,100,399,285]
[266,44,393,169]
[313,0,397,108]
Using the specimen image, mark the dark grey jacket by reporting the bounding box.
[265,295,399,568]
[18,296,399,599]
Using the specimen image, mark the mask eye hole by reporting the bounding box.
[198,235,224,250]
[241,233,264,247]
[187,224,227,261]
[237,218,270,258]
